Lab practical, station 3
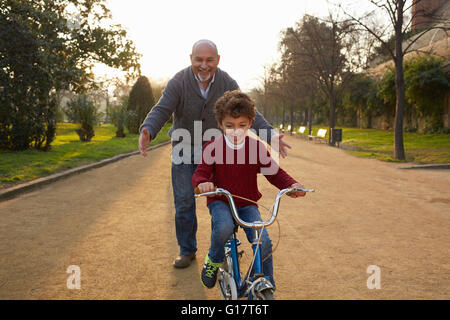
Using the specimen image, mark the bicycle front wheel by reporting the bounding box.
[218,268,237,300]
[258,289,275,300]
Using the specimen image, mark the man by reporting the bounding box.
[139,39,290,268]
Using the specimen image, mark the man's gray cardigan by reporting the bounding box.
[139,66,273,158]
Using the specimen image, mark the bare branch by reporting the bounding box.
[338,4,396,60]
[369,0,397,25]
[384,0,398,26]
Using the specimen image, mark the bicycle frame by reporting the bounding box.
[195,187,314,299]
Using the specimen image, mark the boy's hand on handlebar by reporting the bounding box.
[289,183,307,198]
[196,182,215,195]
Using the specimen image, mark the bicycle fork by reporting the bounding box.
[250,229,275,299]
[228,234,242,285]
[218,234,242,300]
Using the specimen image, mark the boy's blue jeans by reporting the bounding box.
[172,163,198,256]
[207,200,275,287]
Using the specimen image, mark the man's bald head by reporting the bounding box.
[192,39,218,56]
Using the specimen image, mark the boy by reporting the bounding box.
[192,90,306,289]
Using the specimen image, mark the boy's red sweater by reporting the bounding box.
[192,135,298,207]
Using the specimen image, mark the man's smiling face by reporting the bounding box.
[190,42,220,84]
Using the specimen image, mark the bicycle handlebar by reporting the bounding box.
[194,187,315,229]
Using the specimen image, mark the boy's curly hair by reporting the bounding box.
[214,90,256,124]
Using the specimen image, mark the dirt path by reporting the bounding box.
[0,135,449,299]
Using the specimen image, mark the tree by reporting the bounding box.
[377,66,400,128]
[342,73,384,128]
[279,54,312,135]
[127,76,155,134]
[107,96,129,138]
[255,65,274,121]
[283,14,357,145]
[0,0,141,150]
[0,1,56,150]
[258,62,286,127]
[64,95,101,142]
[339,0,450,159]
[404,54,449,132]
[279,32,319,135]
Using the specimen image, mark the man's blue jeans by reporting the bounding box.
[172,163,198,256]
[207,200,275,287]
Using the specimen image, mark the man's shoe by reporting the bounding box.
[201,255,221,288]
[173,254,196,268]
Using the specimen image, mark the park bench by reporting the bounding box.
[309,128,328,143]
[298,126,307,139]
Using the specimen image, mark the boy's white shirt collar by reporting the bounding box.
[224,134,246,150]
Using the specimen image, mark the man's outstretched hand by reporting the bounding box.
[139,128,151,157]
[271,134,292,158]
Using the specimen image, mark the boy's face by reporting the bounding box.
[219,115,254,145]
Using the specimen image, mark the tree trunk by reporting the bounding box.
[290,103,294,135]
[394,59,406,160]
[308,100,313,135]
[328,93,336,145]
[393,1,406,160]
[367,112,372,129]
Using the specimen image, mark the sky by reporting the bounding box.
[104,0,364,91]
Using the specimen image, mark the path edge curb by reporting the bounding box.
[0,140,171,202]
[398,163,450,170]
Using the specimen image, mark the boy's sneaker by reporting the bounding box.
[201,255,221,288]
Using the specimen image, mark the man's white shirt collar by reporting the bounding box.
[194,72,215,99]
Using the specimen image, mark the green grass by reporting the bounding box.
[0,123,171,188]
[292,125,450,164]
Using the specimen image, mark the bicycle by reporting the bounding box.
[194,186,314,300]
